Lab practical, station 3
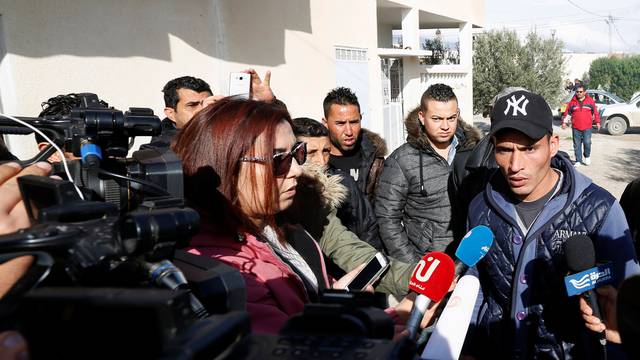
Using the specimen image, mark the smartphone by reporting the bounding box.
[228,72,250,99]
[344,252,390,291]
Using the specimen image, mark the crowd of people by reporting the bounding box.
[1,69,640,359]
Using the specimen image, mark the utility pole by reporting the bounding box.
[605,13,613,55]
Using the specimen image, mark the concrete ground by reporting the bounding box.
[472,115,640,200]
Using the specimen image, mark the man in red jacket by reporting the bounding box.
[562,84,600,166]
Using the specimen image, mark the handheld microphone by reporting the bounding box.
[564,234,608,346]
[406,252,455,339]
[421,275,480,360]
[454,225,494,278]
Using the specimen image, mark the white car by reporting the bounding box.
[601,93,640,135]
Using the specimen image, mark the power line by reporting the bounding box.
[612,21,631,47]
[566,0,606,18]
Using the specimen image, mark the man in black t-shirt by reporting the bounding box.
[322,87,386,201]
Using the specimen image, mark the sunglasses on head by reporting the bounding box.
[240,141,307,177]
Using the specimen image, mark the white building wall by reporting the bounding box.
[562,52,608,84]
[0,0,481,158]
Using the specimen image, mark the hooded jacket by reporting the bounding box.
[330,129,387,202]
[375,108,481,263]
[466,155,640,359]
[284,163,413,297]
[327,167,382,251]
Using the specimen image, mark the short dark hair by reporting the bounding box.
[162,76,212,109]
[420,83,457,111]
[576,84,586,92]
[323,87,360,117]
[291,117,328,138]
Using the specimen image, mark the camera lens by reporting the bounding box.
[239,76,243,80]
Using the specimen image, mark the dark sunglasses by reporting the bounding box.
[240,141,307,177]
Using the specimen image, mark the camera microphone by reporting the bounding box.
[405,252,455,339]
[145,260,209,319]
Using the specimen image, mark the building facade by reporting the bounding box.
[0,0,483,157]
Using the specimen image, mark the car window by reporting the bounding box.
[592,93,603,104]
[610,93,624,103]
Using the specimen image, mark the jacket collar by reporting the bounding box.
[484,154,581,235]
[360,128,387,159]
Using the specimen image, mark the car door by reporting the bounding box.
[631,99,640,126]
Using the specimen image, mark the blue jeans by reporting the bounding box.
[572,128,592,163]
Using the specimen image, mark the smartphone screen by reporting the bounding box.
[229,72,250,99]
[346,253,390,291]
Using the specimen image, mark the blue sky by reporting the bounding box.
[484,0,640,53]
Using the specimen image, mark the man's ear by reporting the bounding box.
[549,134,560,156]
[418,111,426,127]
[164,107,176,122]
[322,117,328,128]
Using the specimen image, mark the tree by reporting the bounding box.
[589,56,640,101]
[473,30,564,114]
[423,37,445,65]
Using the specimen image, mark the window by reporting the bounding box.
[335,46,368,62]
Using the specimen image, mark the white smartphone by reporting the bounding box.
[229,72,250,99]
[344,252,390,291]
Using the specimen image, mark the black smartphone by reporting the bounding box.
[344,252,390,291]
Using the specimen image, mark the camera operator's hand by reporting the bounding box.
[244,69,275,103]
[0,162,51,234]
[0,162,51,360]
[0,331,29,360]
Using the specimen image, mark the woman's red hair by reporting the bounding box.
[172,97,292,236]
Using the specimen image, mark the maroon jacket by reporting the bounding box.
[187,222,332,334]
[563,94,600,131]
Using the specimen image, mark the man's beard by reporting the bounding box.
[330,134,358,154]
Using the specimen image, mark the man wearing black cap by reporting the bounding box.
[462,90,639,359]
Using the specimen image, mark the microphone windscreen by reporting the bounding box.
[565,234,596,272]
[409,252,455,302]
[455,225,494,267]
[421,275,480,360]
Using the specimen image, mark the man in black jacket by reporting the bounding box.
[621,177,640,258]
[375,84,480,263]
[322,87,387,202]
[150,71,275,147]
[149,76,215,147]
[292,117,383,251]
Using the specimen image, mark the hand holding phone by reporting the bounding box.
[228,72,250,99]
[344,252,390,291]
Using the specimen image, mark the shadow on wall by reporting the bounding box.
[0,0,311,66]
[607,148,640,184]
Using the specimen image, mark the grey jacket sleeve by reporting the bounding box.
[319,210,411,297]
[375,155,417,263]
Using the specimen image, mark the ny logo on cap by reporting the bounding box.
[504,94,529,116]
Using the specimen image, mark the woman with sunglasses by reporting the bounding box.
[172,98,422,334]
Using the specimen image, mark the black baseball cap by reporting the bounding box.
[490,90,553,140]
